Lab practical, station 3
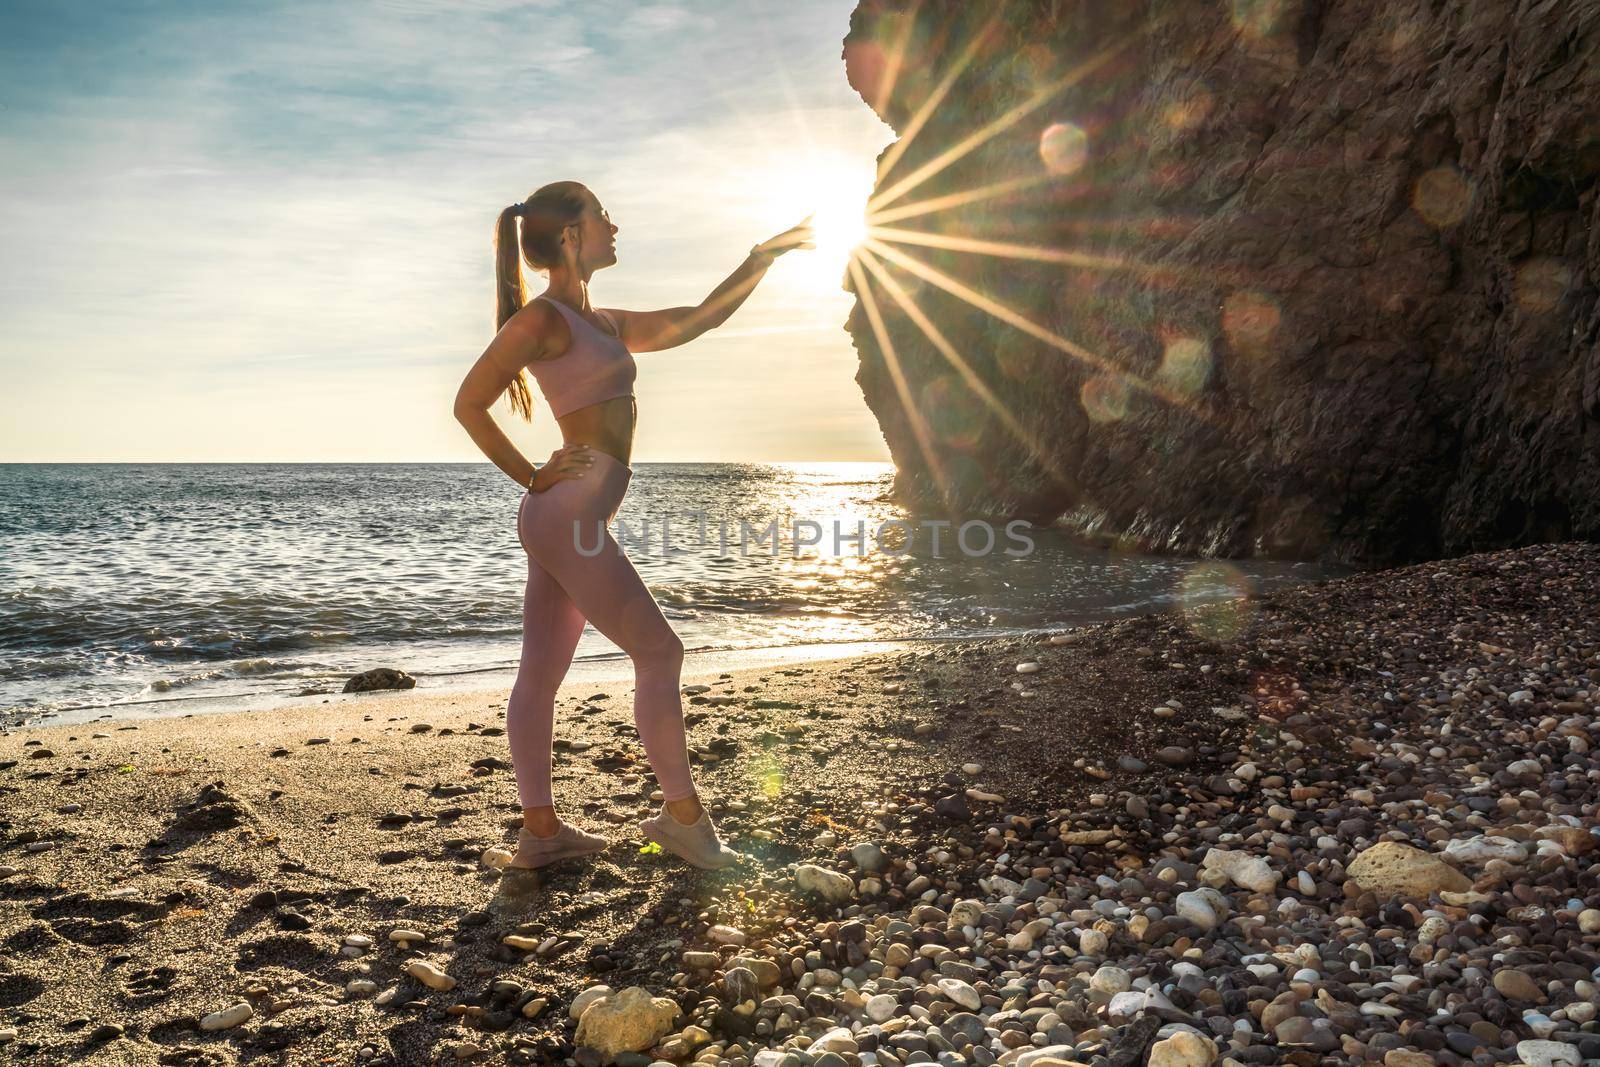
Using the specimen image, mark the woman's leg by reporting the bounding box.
[507,528,588,830]
[524,524,697,812]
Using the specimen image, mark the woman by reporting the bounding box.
[454,180,812,871]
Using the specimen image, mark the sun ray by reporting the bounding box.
[866,173,1061,227]
[856,246,1078,492]
[873,10,1003,186]
[868,224,1141,273]
[845,256,957,506]
[882,203,1396,302]
[870,30,1145,212]
[869,27,1145,214]
[862,238,1210,417]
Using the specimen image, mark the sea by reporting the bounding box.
[0,462,1333,725]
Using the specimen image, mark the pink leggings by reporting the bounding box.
[508,448,695,809]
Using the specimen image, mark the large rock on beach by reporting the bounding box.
[1346,842,1473,898]
[573,986,680,1062]
[343,667,416,693]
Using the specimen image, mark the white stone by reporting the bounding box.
[404,960,456,991]
[1148,1030,1218,1067]
[1077,929,1108,956]
[1089,965,1132,994]
[1175,888,1229,931]
[807,1026,859,1054]
[1515,1040,1579,1067]
[199,1003,253,1031]
[707,925,747,945]
[794,864,854,903]
[1443,835,1526,865]
[950,899,984,926]
[936,978,981,1010]
[1202,848,1280,893]
[866,993,899,1022]
[389,928,426,942]
[1015,661,1041,674]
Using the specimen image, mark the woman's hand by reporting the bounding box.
[752,215,816,260]
[528,444,596,493]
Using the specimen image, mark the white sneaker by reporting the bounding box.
[509,822,608,869]
[640,803,741,870]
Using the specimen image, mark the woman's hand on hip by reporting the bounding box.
[529,444,595,493]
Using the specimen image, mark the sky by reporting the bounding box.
[0,0,895,463]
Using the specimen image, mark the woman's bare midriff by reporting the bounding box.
[556,395,636,468]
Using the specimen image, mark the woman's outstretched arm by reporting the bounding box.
[611,217,813,353]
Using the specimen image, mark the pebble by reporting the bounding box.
[404,961,455,991]
[199,1003,253,1031]
[1492,968,1545,1003]
[1174,887,1229,930]
[1201,847,1280,893]
[935,977,981,1010]
[1148,1031,1218,1067]
[1516,1041,1580,1067]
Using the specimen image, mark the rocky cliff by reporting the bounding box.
[841,0,1600,564]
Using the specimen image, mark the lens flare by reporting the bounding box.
[1039,122,1089,175]
[1177,561,1253,643]
[751,754,784,800]
[1222,290,1281,356]
[1080,374,1130,423]
[1163,82,1215,133]
[921,374,986,450]
[1158,336,1213,396]
[1412,166,1472,229]
[1231,0,1292,38]
[1515,257,1571,314]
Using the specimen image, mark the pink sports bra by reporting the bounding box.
[527,295,638,418]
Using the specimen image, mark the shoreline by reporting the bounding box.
[1,542,1594,1066]
[18,636,942,731]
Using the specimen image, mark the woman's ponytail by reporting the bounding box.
[494,204,534,420]
[492,182,588,422]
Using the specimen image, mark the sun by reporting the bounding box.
[768,160,873,290]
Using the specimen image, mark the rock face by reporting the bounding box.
[842,1,1600,564]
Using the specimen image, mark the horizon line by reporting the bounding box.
[0,458,895,466]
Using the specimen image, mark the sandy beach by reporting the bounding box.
[2,542,1598,1066]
